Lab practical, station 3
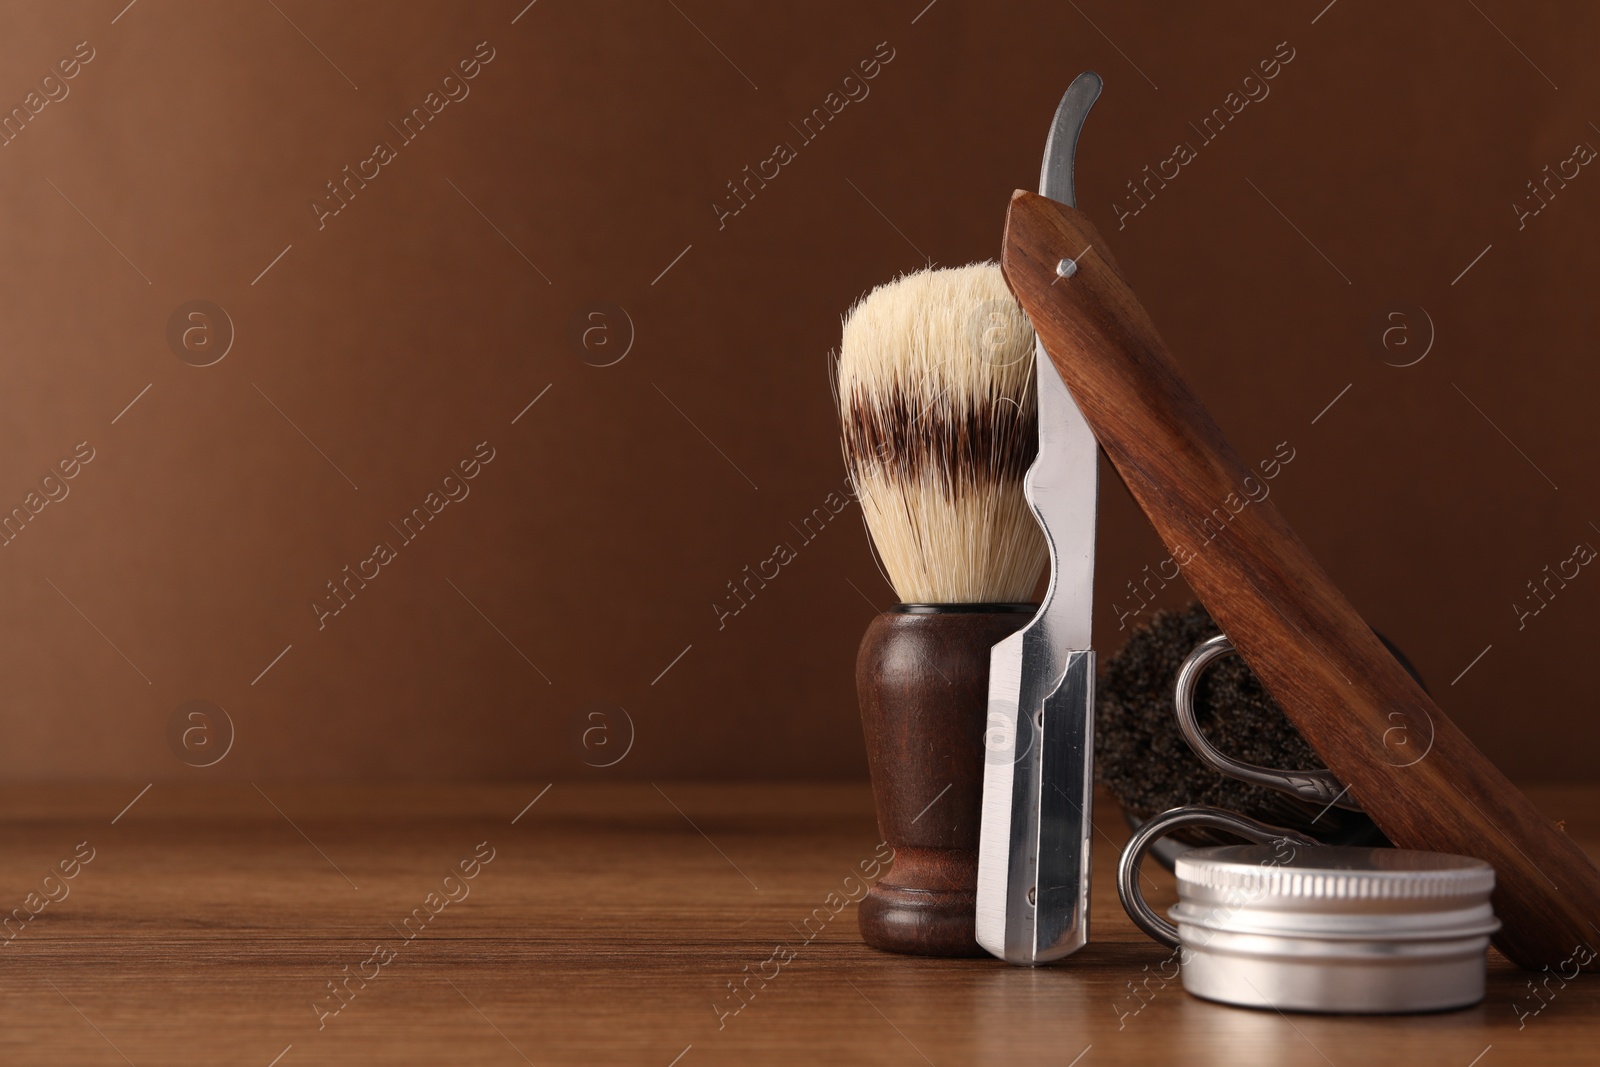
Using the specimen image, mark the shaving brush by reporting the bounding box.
[836,263,1045,956]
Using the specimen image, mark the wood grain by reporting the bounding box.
[0,782,1594,1065]
[1001,189,1600,972]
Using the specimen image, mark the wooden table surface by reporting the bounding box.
[2,782,1596,1066]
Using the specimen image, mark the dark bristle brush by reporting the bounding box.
[1097,602,1409,863]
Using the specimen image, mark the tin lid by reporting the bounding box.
[1177,844,1495,906]
[1174,845,1499,943]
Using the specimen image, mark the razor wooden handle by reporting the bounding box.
[1002,189,1600,971]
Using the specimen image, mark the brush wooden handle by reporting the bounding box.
[1001,190,1600,971]
[857,607,1033,957]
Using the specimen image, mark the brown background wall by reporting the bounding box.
[0,0,1594,783]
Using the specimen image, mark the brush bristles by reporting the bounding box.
[836,263,1046,604]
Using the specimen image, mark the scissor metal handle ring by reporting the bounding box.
[1174,634,1362,813]
[1117,805,1317,948]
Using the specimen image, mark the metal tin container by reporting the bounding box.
[1169,844,1499,1013]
